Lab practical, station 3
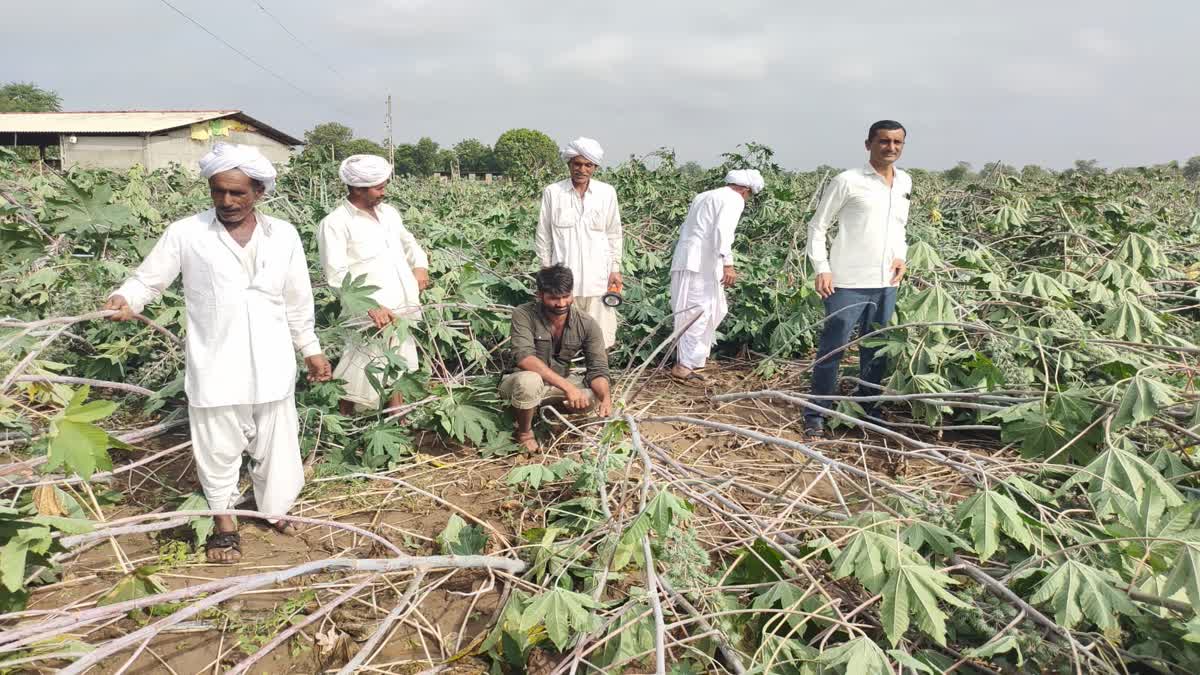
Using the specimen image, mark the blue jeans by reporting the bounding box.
[806,287,897,422]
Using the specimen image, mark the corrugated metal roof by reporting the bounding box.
[0,110,302,145]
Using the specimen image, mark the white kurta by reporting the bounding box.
[536,178,622,347]
[806,164,911,288]
[669,187,745,369]
[317,201,428,408]
[113,209,319,517]
[113,209,322,407]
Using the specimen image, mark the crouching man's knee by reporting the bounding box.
[501,371,545,410]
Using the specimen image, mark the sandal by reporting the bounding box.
[205,531,242,563]
[670,371,707,384]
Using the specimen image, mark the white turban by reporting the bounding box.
[199,142,277,193]
[339,154,394,187]
[561,137,604,165]
[724,169,765,194]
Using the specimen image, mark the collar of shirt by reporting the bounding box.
[555,178,593,198]
[343,199,383,220]
[862,163,898,183]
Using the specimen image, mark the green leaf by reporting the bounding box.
[44,386,115,480]
[518,587,601,651]
[436,514,489,556]
[964,635,1023,666]
[901,521,969,556]
[1113,375,1176,429]
[611,490,692,570]
[177,492,213,546]
[1060,444,1183,520]
[955,490,1035,561]
[899,285,956,329]
[1018,271,1070,302]
[818,636,892,675]
[1029,560,1139,637]
[97,566,167,606]
[505,464,558,491]
[335,273,382,320]
[879,560,970,646]
[1100,294,1165,342]
[1164,543,1200,609]
[359,424,413,469]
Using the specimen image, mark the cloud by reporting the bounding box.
[662,41,772,81]
[993,62,1101,97]
[553,35,636,81]
[495,53,533,84]
[1072,27,1126,60]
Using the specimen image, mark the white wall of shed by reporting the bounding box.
[60,135,146,170]
[145,128,293,171]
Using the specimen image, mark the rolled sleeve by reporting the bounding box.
[510,307,536,364]
[806,177,847,276]
[582,319,610,386]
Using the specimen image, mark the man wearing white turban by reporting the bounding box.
[318,154,430,416]
[104,142,332,563]
[669,169,764,381]
[535,136,623,348]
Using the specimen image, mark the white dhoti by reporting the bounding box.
[333,330,419,409]
[670,269,727,370]
[188,395,303,518]
[574,295,617,348]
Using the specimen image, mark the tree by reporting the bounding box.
[453,138,497,174]
[944,161,974,182]
[493,128,559,177]
[0,82,62,113]
[679,161,704,178]
[1071,159,1104,175]
[1184,156,1200,182]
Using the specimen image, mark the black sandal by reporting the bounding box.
[205,531,241,563]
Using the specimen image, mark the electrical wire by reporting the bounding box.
[251,1,346,79]
[156,0,325,104]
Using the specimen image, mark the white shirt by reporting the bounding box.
[671,186,745,280]
[806,164,912,288]
[317,201,429,319]
[113,209,321,408]
[535,178,622,298]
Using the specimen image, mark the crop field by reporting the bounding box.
[0,145,1198,674]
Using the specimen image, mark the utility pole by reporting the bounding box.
[385,94,394,167]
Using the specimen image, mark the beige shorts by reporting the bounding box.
[499,371,595,411]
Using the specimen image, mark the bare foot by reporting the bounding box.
[205,530,241,563]
[670,364,692,379]
[514,431,540,453]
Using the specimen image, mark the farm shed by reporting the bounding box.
[0,110,301,171]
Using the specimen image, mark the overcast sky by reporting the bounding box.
[3,1,1195,170]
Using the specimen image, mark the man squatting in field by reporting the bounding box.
[535,137,623,349]
[317,154,430,415]
[104,143,333,563]
[669,169,766,382]
[804,120,911,437]
[500,265,613,453]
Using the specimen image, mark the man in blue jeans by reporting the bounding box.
[804,120,912,437]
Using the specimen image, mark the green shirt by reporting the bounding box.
[510,302,610,386]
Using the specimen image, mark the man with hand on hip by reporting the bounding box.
[804,120,911,437]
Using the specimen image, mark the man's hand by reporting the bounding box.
[305,354,332,382]
[814,272,835,299]
[889,258,907,286]
[721,265,737,288]
[608,271,622,290]
[596,396,613,418]
[103,295,135,321]
[367,306,395,330]
[413,267,430,291]
[562,383,591,411]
